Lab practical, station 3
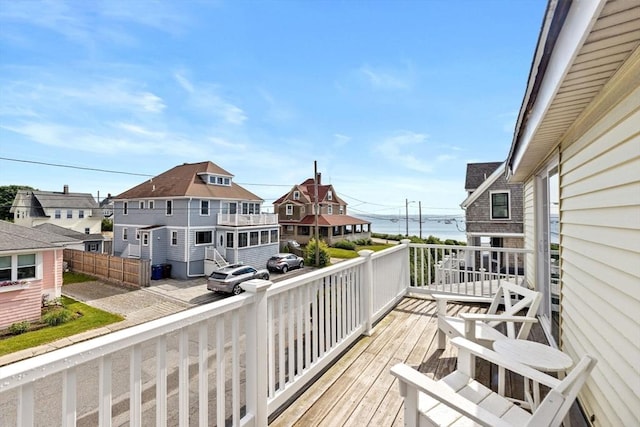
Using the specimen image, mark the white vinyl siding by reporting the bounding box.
[557,86,640,426]
[523,179,536,288]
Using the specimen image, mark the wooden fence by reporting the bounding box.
[63,249,151,287]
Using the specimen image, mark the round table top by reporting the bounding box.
[493,339,573,372]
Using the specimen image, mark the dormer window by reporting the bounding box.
[286,204,293,216]
[328,190,333,201]
[293,191,300,200]
[206,174,232,186]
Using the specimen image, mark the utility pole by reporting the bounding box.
[314,160,320,266]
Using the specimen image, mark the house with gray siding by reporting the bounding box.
[460,161,524,273]
[112,161,280,280]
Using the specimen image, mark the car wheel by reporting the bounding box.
[299,260,304,269]
[281,265,288,273]
[232,284,243,295]
[263,273,270,280]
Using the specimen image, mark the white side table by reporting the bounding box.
[493,338,573,409]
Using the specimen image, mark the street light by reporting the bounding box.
[405,199,416,237]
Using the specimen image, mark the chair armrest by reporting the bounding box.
[390,363,513,427]
[451,337,561,389]
[459,314,538,324]
[432,294,494,304]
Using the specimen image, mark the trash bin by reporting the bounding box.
[151,264,163,280]
[162,263,172,279]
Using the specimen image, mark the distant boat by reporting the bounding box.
[390,219,399,223]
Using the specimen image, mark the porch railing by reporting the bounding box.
[217,213,279,226]
[0,241,412,427]
[408,243,531,297]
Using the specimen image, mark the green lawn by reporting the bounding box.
[63,271,97,284]
[0,296,124,356]
[327,243,393,260]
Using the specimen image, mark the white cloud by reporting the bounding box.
[359,65,410,90]
[375,131,432,173]
[333,133,351,146]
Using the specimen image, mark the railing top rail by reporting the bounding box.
[370,241,408,260]
[0,292,256,391]
[409,243,532,254]
[267,256,366,296]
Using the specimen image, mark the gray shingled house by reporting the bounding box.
[460,161,524,273]
[112,161,280,280]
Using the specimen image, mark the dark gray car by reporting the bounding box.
[267,253,304,273]
[207,265,270,295]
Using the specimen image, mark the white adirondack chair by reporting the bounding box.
[434,281,541,349]
[391,337,597,427]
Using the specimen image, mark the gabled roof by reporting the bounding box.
[34,223,104,242]
[0,220,78,252]
[114,161,262,201]
[464,162,503,191]
[10,189,98,216]
[274,177,346,206]
[460,162,506,208]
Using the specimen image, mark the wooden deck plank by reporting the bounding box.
[269,296,587,427]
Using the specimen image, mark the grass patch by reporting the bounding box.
[327,243,393,260]
[0,296,123,356]
[63,271,97,284]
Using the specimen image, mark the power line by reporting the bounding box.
[0,157,154,177]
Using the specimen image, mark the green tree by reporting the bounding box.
[305,238,331,267]
[101,218,113,232]
[0,185,35,221]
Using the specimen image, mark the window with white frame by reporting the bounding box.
[339,205,344,214]
[84,228,90,234]
[328,205,333,214]
[490,191,510,219]
[250,231,259,246]
[261,230,269,244]
[226,232,234,248]
[201,200,209,215]
[123,228,128,240]
[238,232,248,247]
[123,202,128,215]
[171,231,178,246]
[0,254,38,281]
[270,229,278,243]
[66,210,72,219]
[142,233,149,246]
[136,229,140,240]
[79,210,84,219]
[139,201,145,210]
[195,231,212,245]
[166,200,172,215]
[286,204,293,215]
[293,191,300,200]
[149,200,154,209]
[55,210,61,219]
[328,190,333,200]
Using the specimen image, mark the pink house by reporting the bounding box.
[0,221,78,330]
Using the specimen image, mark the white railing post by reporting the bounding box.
[242,278,272,427]
[358,249,374,336]
[400,239,411,289]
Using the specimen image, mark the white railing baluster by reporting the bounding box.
[179,329,189,427]
[304,284,311,369]
[62,366,76,427]
[232,312,240,425]
[217,317,225,427]
[296,286,303,376]
[288,290,295,383]
[18,383,34,427]
[99,355,112,427]
[156,336,167,427]
[199,321,208,427]
[130,344,142,427]
[278,294,285,390]
[268,297,275,397]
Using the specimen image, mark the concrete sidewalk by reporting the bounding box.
[0,280,195,367]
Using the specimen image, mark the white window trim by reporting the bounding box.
[293,191,300,200]
[200,200,210,216]
[195,230,213,246]
[328,205,333,215]
[328,190,333,201]
[489,190,511,220]
[286,204,293,215]
[0,253,41,284]
[123,227,128,240]
[123,202,128,215]
[142,232,149,246]
[139,201,145,210]
[166,200,173,216]
[149,200,154,209]
[171,231,178,246]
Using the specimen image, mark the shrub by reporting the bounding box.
[333,240,357,251]
[8,320,30,335]
[43,308,74,327]
[353,238,373,246]
[305,238,331,267]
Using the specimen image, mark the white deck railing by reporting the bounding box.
[0,242,413,427]
[408,243,531,297]
[217,213,279,226]
[0,241,530,426]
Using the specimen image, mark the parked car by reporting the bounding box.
[267,253,304,273]
[207,264,270,295]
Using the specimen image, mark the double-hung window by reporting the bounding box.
[201,200,210,216]
[67,210,73,219]
[171,231,178,246]
[123,228,128,240]
[55,210,61,219]
[490,191,510,219]
[166,200,173,215]
[79,210,85,219]
[123,202,128,215]
[286,204,293,215]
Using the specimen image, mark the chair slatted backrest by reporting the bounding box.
[487,281,542,339]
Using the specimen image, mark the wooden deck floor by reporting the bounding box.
[269,296,586,427]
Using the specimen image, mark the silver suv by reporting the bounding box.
[207,264,270,295]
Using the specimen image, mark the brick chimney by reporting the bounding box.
[63,185,69,194]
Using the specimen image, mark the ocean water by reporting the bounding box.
[355,214,467,242]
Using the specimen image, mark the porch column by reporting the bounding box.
[242,279,272,427]
[358,249,374,336]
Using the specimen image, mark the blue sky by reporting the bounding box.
[0,0,545,218]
